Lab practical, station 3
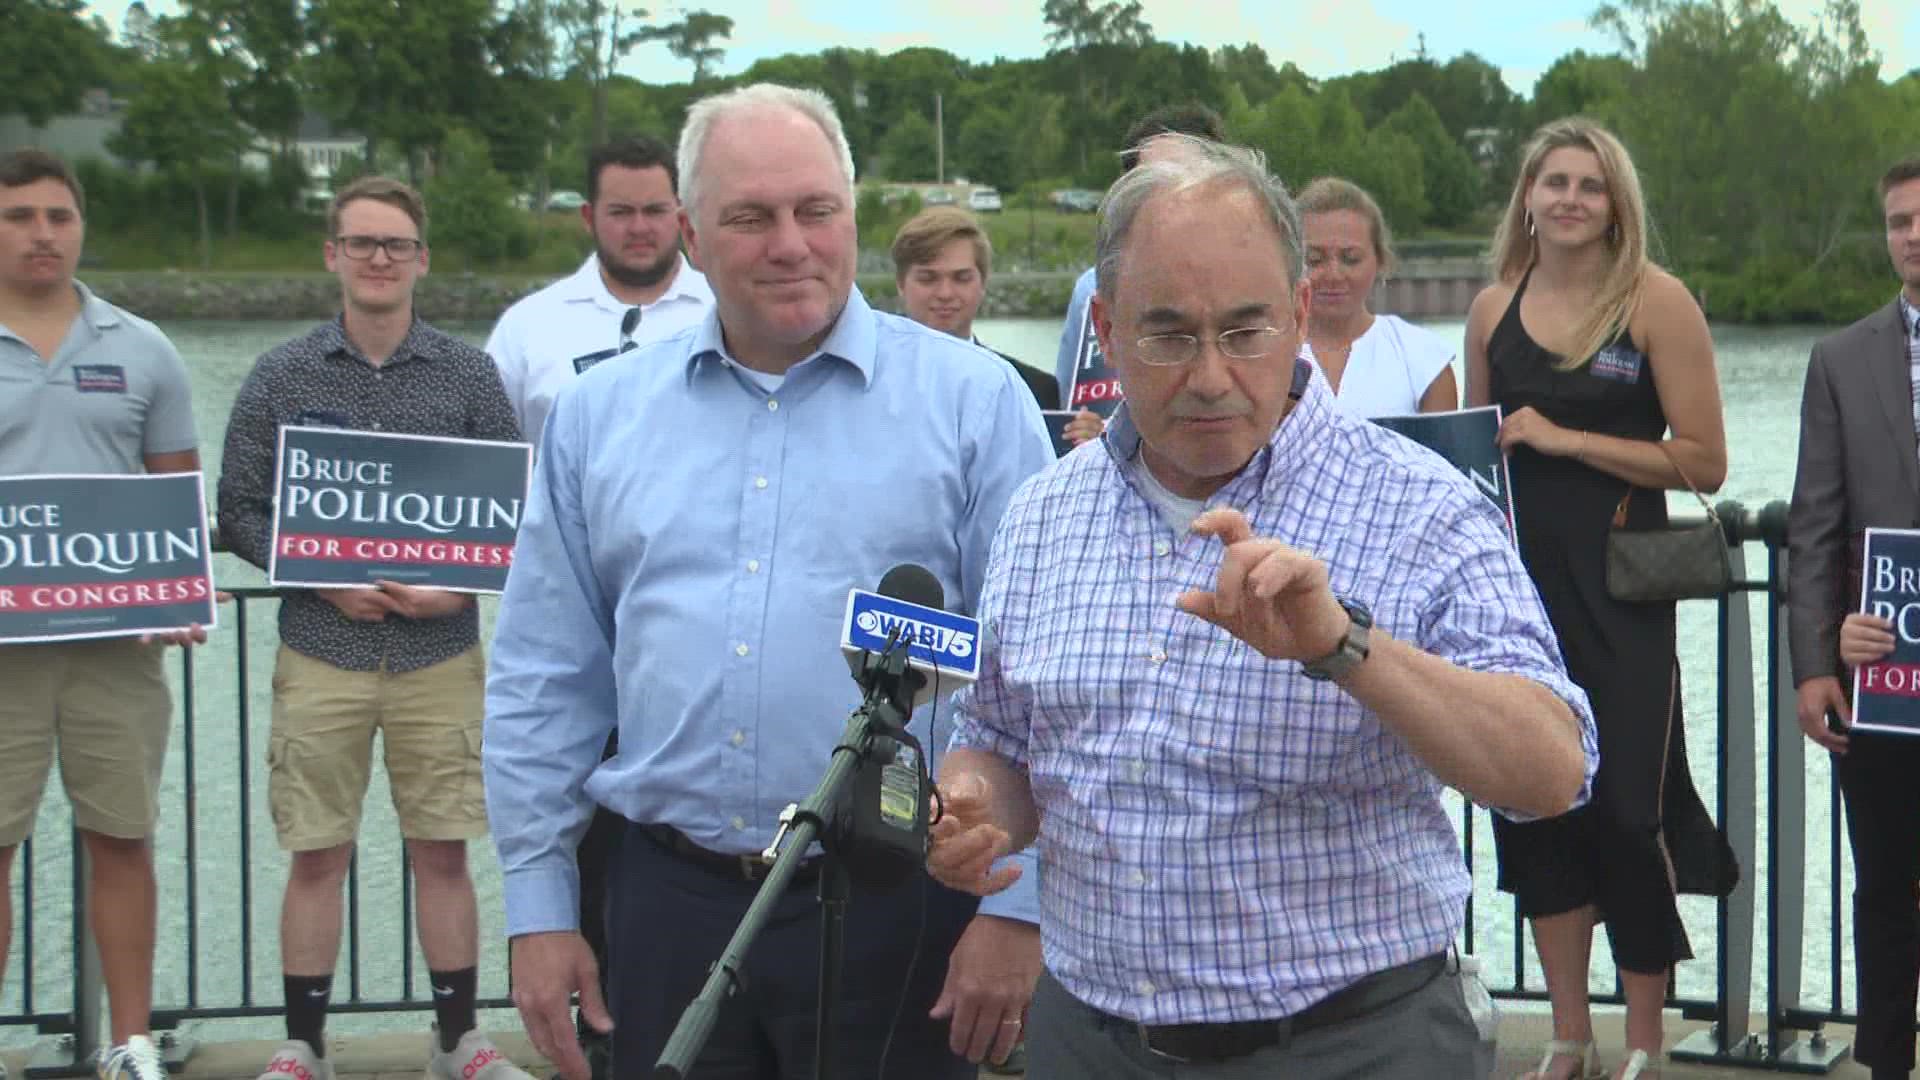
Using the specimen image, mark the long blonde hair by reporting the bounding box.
[1490,118,1651,370]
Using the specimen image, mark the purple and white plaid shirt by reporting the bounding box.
[950,359,1597,1025]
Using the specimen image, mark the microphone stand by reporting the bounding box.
[652,637,923,1079]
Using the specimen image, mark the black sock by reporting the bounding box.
[283,974,332,1057]
[431,967,479,1051]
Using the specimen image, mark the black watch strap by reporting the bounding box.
[1302,600,1372,682]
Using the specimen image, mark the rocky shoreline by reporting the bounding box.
[83,270,1084,323]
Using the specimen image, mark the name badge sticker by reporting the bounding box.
[72,364,128,394]
[1589,345,1645,383]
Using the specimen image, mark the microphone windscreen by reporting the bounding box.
[876,563,944,612]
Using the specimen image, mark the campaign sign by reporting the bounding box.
[0,473,217,643]
[1065,306,1123,418]
[269,427,533,593]
[1041,410,1078,458]
[1849,528,1920,736]
[840,588,982,682]
[1371,406,1517,541]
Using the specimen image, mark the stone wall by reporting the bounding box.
[84,270,1085,323]
[85,260,1485,323]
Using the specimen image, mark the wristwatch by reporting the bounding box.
[1302,599,1373,682]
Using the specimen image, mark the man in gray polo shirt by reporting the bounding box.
[0,148,203,1080]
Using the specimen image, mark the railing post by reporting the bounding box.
[24,834,100,1079]
[1759,509,1848,1071]
[1673,507,1758,1066]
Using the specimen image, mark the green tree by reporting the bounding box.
[551,0,647,147]
[305,0,500,183]
[426,127,524,265]
[877,109,938,181]
[1212,43,1311,105]
[108,14,251,267]
[120,1,163,59]
[955,102,1019,191]
[1530,49,1634,126]
[2,0,113,126]
[1382,92,1482,228]
[1042,0,1156,172]
[640,10,733,83]
[1595,0,1893,271]
[1341,127,1428,233]
[177,0,306,230]
[1238,83,1327,190]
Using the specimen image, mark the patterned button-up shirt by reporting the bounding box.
[950,359,1597,1025]
[218,317,522,672]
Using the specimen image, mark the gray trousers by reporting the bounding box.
[1026,959,1496,1079]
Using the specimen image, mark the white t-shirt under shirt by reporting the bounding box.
[1328,314,1457,419]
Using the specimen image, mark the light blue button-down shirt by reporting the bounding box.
[485,289,1054,937]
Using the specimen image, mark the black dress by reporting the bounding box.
[1487,272,1736,972]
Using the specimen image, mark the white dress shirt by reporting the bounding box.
[485,253,714,447]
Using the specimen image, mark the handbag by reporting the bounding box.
[1604,443,1732,604]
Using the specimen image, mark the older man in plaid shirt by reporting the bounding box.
[929,137,1598,1079]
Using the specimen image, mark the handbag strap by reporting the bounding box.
[1611,442,1718,527]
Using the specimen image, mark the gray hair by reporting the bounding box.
[1094,135,1305,304]
[677,83,856,218]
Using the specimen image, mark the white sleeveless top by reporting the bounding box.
[1327,314,1456,418]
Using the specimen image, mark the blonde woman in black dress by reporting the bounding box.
[1465,118,1735,1080]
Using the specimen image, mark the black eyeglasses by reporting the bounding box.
[335,235,423,260]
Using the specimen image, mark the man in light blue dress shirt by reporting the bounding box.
[484,83,1053,1080]
[931,138,1597,1078]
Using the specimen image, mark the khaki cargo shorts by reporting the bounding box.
[268,644,487,852]
[0,638,172,847]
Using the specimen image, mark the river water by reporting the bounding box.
[0,313,1853,1047]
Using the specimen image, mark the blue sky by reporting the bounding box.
[85,0,1919,97]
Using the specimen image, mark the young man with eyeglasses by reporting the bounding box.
[928,137,1597,1078]
[215,176,533,1080]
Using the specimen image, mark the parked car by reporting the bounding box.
[968,187,1003,212]
[923,188,957,206]
[1049,188,1101,213]
[546,190,587,211]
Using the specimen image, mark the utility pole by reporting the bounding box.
[935,91,944,185]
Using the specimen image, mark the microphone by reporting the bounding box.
[828,563,979,890]
[838,564,981,711]
[618,306,641,353]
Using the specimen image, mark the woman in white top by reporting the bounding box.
[1298,177,1458,417]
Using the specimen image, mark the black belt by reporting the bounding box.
[636,822,821,886]
[1095,951,1449,1065]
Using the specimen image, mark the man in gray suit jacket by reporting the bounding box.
[1788,155,1920,1080]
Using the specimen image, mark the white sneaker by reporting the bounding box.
[254,1039,334,1080]
[96,1035,166,1080]
[427,1027,535,1080]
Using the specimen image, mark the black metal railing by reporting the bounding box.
[0,503,1880,1073]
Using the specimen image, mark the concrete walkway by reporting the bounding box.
[0,1012,1877,1078]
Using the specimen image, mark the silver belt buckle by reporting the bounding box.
[736,853,761,880]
